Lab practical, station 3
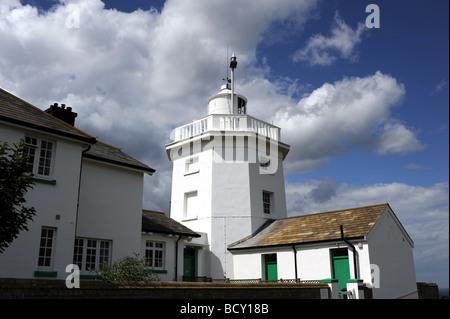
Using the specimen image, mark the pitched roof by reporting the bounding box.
[84,141,155,174]
[0,87,154,174]
[142,210,201,237]
[0,88,95,144]
[228,203,390,250]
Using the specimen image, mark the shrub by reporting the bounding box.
[91,253,159,282]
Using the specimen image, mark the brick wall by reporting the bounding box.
[0,278,329,299]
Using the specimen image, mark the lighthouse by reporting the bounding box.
[166,54,290,280]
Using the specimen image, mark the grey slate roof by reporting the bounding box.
[84,141,155,174]
[0,88,95,143]
[142,210,201,237]
[0,87,154,174]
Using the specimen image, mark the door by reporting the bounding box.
[183,247,196,281]
[263,254,278,281]
[331,248,351,291]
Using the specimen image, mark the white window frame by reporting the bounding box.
[37,227,57,269]
[73,237,112,272]
[185,156,200,175]
[24,135,56,179]
[144,241,165,270]
[262,191,273,215]
[184,190,199,220]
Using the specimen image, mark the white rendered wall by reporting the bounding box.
[366,209,418,299]
[0,123,85,279]
[168,129,288,279]
[77,159,144,265]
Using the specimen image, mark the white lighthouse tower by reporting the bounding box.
[166,54,290,280]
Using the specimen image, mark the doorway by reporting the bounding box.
[263,254,278,282]
[330,248,350,291]
[183,247,196,281]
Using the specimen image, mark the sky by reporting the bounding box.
[0,0,448,289]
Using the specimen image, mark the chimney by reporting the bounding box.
[45,103,78,126]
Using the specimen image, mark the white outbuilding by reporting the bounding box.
[228,203,418,299]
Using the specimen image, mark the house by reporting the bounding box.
[140,210,202,281]
[0,87,155,279]
[228,203,418,299]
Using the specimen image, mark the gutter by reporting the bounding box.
[228,236,366,252]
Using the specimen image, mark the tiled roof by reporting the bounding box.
[142,210,201,237]
[84,141,155,174]
[228,204,390,250]
[0,88,95,143]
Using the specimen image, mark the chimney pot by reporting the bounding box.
[45,103,77,126]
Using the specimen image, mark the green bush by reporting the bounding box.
[91,253,159,282]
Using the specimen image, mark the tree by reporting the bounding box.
[0,140,36,253]
[91,253,159,282]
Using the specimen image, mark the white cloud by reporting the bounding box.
[292,12,366,66]
[271,71,425,172]
[404,163,432,170]
[377,121,426,154]
[432,78,448,94]
[0,0,426,205]
[0,0,319,211]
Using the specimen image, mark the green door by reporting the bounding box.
[331,249,351,291]
[266,262,278,281]
[183,247,196,280]
[263,254,278,281]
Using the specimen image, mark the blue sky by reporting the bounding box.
[1,0,448,289]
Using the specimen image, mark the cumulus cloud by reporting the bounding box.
[272,71,425,172]
[292,12,366,66]
[0,0,426,209]
[0,0,318,211]
[377,121,426,154]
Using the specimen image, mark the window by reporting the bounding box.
[185,156,199,175]
[38,227,56,268]
[73,238,111,271]
[145,241,165,269]
[237,97,246,114]
[184,191,198,219]
[262,191,272,215]
[24,136,55,177]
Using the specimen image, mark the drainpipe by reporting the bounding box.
[292,245,298,282]
[74,144,91,241]
[174,235,182,281]
[340,225,359,279]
